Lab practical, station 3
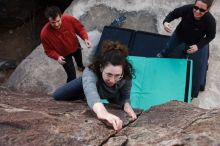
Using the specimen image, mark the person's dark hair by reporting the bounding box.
[89,40,134,80]
[44,6,62,19]
[195,0,214,8]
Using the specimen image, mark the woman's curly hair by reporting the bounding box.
[89,40,134,80]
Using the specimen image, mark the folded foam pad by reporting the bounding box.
[130,31,169,57]
[130,30,185,58]
[128,56,192,110]
[95,26,135,56]
[130,30,209,97]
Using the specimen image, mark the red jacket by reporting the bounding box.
[40,15,88,60]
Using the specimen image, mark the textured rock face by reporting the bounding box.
[0,88,220,146]
[105,102,220,146]
[79,4,157,32]
[6,45,66,94]
[0,88,142,146]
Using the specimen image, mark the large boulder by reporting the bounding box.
[6,44,66,94]
[0,88,219,145]
[0,88,142,146]
[105,101,220,146]
[6,30,101,94]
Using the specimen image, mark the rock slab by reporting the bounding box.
[0,88,220,146]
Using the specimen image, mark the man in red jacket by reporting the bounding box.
[41,6,92,82]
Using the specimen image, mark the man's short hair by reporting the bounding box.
[45,6,62,19]
[195,0,214,8]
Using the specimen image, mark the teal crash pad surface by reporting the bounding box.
[128,56,192,110]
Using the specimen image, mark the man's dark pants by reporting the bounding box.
[63,48,84,82]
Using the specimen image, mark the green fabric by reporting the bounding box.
[128,56,192,110]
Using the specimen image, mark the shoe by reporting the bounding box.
[78,66,85,72]
[156,52,164,58]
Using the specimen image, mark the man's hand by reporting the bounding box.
[84,39,92,48]
[57,56,66,65]
[164,22,172,33]
[187,45,198,54]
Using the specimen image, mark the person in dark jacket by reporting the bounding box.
[157,0,216,58]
